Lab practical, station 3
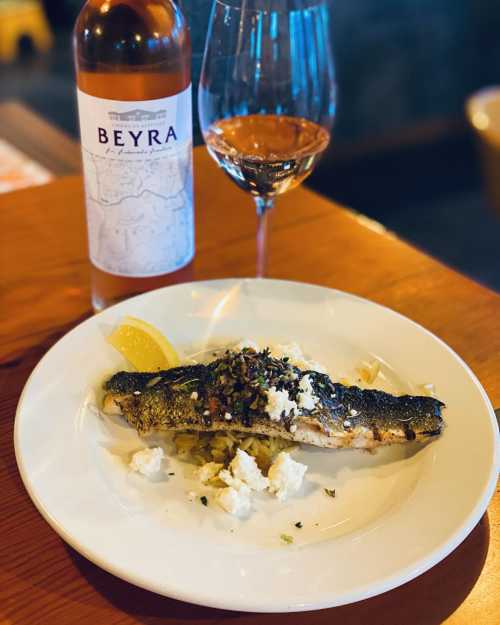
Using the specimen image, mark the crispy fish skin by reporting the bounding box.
[103,349,445,449]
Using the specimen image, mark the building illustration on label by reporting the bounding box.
[78,88,193,278]
[108,109,167,121]
[83,143,193,277]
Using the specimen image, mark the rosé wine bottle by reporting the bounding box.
[74,0,194,311]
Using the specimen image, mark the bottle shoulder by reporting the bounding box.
[74,0,191,99]
[74,0,190,68]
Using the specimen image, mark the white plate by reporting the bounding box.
[15,279,499,612]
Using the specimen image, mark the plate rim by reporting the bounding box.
[14,278,500,612]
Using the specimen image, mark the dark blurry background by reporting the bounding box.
[1,0,499,290]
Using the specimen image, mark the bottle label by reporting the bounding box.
[77,85,194,277]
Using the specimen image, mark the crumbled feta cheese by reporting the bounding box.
[215,486,251,516]
[265,387,297,421]
[219,469,246,490]
[343,420,351,428]
[297,374,319,410]
[217,469,245,490]
[203,410,210,416]
[268,452,307,501]
[271,342,327,374]
[129,447,164,477]
[235,339,260,352]
[224,412,232,421]
[198,462,223,484]
[190,391,198,400]
[218,450,269,505]
[229,449,269,491]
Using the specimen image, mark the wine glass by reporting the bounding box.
[198,0,336,276]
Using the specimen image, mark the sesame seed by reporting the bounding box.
[350,409,359,417]
[203,410,210,416]
[224,412,232,421]
[290,424,297,433]
[133,391,141,396]
[190,391,198,400]
[343,420,351,428]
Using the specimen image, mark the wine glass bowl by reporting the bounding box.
[198,0,336,275]
[203,114,330,197]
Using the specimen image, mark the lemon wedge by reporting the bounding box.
[107,316,180,371]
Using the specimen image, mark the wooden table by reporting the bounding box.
[1,146,499,625]
[0,101,81,177]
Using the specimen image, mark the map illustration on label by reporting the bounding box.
[77,86,194,277]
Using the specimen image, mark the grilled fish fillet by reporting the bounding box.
[102,348,445,449]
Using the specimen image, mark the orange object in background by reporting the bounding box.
[0,136,52,193]
[0,1,53,62]
[466,87,500,215]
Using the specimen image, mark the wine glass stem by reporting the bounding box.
[254,196,274,278]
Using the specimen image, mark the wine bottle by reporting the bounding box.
[74,0,194,312]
